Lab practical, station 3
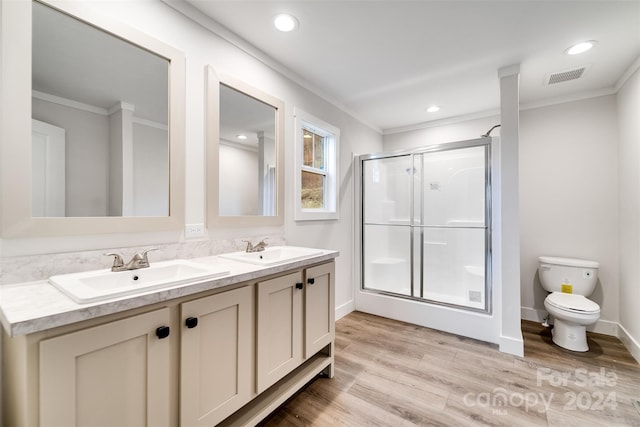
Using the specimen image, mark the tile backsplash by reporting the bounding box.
[0,234,286,286]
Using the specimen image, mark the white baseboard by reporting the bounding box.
[500,335,524,357]
[521,307,545,323]
[335,300,355,321]
[521,306,618,336]
[589,319,619,336]
[618,323,640,364]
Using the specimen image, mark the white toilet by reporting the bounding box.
[537,256,601,352]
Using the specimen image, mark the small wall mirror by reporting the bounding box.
[1,0,185,237]
[206,67,284,227]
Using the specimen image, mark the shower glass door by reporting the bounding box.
[361,139,491,312]
[362,155,413,297]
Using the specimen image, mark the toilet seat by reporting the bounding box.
[545,292,600,314]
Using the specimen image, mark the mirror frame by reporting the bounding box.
[206,66,284,227]
[0,0,185,237]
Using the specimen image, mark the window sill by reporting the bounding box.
[295,211,339,221]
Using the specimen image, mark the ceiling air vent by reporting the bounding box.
[547,67,587,85]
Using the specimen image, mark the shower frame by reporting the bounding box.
[359,137,493,314]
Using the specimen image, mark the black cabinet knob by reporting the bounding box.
[295,282,303,290]
[307,277,315,285]
[156,326,170,339]
[185,317,198,329]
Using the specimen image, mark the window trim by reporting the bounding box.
[294,108,339,221]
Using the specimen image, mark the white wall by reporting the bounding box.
[519,96,619,332]
[617,66,640,360]
[384,116,500,151]
[133,123,169,216]
[219,144,259,215]
[32,97,110,216]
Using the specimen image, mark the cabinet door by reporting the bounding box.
[256,271,303,393]
[305,262,335,358]
[180,285,253,427]
[39,308,171,427]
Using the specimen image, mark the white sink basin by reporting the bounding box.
[49,260,230,303]
[219,246,323,266]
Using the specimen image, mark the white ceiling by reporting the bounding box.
[184,0,640,132]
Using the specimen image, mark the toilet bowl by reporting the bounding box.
[543,291,600,351]
[538,256,600,352]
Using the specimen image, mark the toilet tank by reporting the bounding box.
[537,256,599,296]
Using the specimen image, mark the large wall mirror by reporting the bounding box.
[206,66,284,227]
[1,0,185,237]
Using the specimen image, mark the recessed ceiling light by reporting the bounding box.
[566,41,596,55]
[426,105,440,113]
[274,14,298,32]
[237,134,248,140]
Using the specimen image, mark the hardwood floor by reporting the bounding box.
[260,311,640,427]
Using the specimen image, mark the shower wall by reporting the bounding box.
[362,142,489,311]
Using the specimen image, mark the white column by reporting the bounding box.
[257,131,276,216]
[498,64,524,356]
[257,131,265,214]
[108,101,135,216]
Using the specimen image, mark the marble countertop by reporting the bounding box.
[0,248,338,337]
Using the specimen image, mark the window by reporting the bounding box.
[294,108,339,220]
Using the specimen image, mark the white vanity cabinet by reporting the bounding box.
[1,258,336,427]
[39,308,172,427]
[180,285,253,426]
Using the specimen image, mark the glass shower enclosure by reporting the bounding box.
[360,138,491,312]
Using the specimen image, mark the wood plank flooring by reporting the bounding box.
[260,311,640,427]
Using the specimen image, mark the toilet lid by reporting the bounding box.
[546,292,600,314]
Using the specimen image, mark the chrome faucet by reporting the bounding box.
[105,248,157,272]
[243,239,268,253]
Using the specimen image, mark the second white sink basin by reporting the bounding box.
[219,246,323,266]
[49,260,230,303]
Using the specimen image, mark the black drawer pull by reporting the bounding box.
[185,317,198,329]
[295,282,304,290]
[307,277,315,285]
[156,326,170,339]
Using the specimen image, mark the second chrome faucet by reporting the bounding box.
[243,239,268,253]
[104,248,157,272]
